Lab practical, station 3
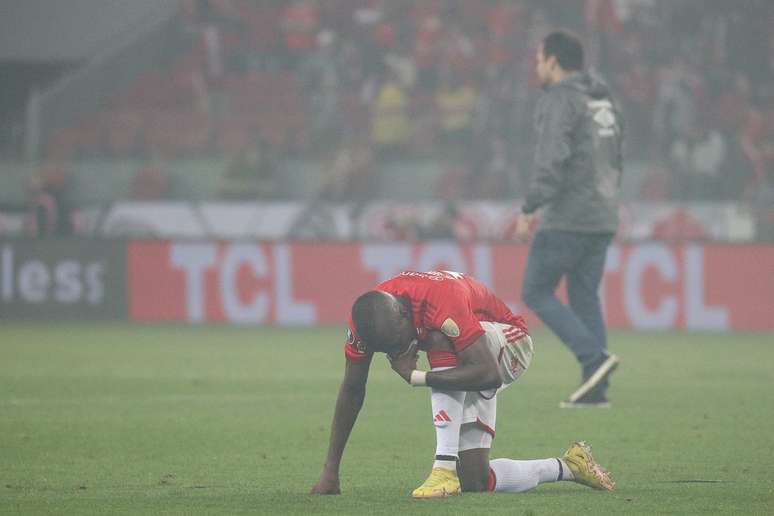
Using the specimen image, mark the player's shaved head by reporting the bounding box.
[351,290,396,352]
[351,290,414,355]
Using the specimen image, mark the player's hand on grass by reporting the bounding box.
[388,339,419,383]
[310,471,341,495]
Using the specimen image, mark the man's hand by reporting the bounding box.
[515,213,534,241]
[310,469,341,495]
[388,340,419,383]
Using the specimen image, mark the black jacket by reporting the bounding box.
[523,72,624,234]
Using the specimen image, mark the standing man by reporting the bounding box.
[517,31,623,407]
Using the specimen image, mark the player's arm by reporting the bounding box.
[390,333,501,391]
[310,354,373,495]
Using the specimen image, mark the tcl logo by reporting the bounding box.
[170,243,314,324]
[128,242,315,324]
[1,245,104,305]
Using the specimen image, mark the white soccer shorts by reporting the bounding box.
[458,321,534,451]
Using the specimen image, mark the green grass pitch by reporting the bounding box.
[1,324,773,515]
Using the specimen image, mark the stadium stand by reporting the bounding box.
[0,0,771,240]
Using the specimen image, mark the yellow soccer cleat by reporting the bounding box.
[411,467,461,499]
[563,441,615,491]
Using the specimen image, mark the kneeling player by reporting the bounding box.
[310,271,614,497]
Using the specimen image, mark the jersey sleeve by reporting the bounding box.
[343,320,370,362]
[427,283,485,352]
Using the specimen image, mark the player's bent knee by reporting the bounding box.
[458,446,491,493]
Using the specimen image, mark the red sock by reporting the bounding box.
[487,467,497,492]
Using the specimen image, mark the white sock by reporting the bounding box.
[430,368,465,466]
[433,459,457,470]
[489,458,572,493]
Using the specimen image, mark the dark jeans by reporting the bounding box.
[521,230,614,385]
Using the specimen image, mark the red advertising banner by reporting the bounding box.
[128,241,774,331]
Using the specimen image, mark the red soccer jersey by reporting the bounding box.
[344,271,528,368]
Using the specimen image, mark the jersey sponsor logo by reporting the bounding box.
[440,318,460,338]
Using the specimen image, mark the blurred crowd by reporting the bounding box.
[41,0,774,206]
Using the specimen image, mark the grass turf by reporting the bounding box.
[1,324,772,515]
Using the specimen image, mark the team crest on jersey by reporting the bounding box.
[588,99,617,137]
[440,318,460,338]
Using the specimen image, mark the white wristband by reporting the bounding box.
[410,370,427,386]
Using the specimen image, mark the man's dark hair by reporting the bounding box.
[543,31,584,72]
[351,290,389,352]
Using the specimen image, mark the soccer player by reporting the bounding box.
[310,270,614,498]
[516,30,623,407]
